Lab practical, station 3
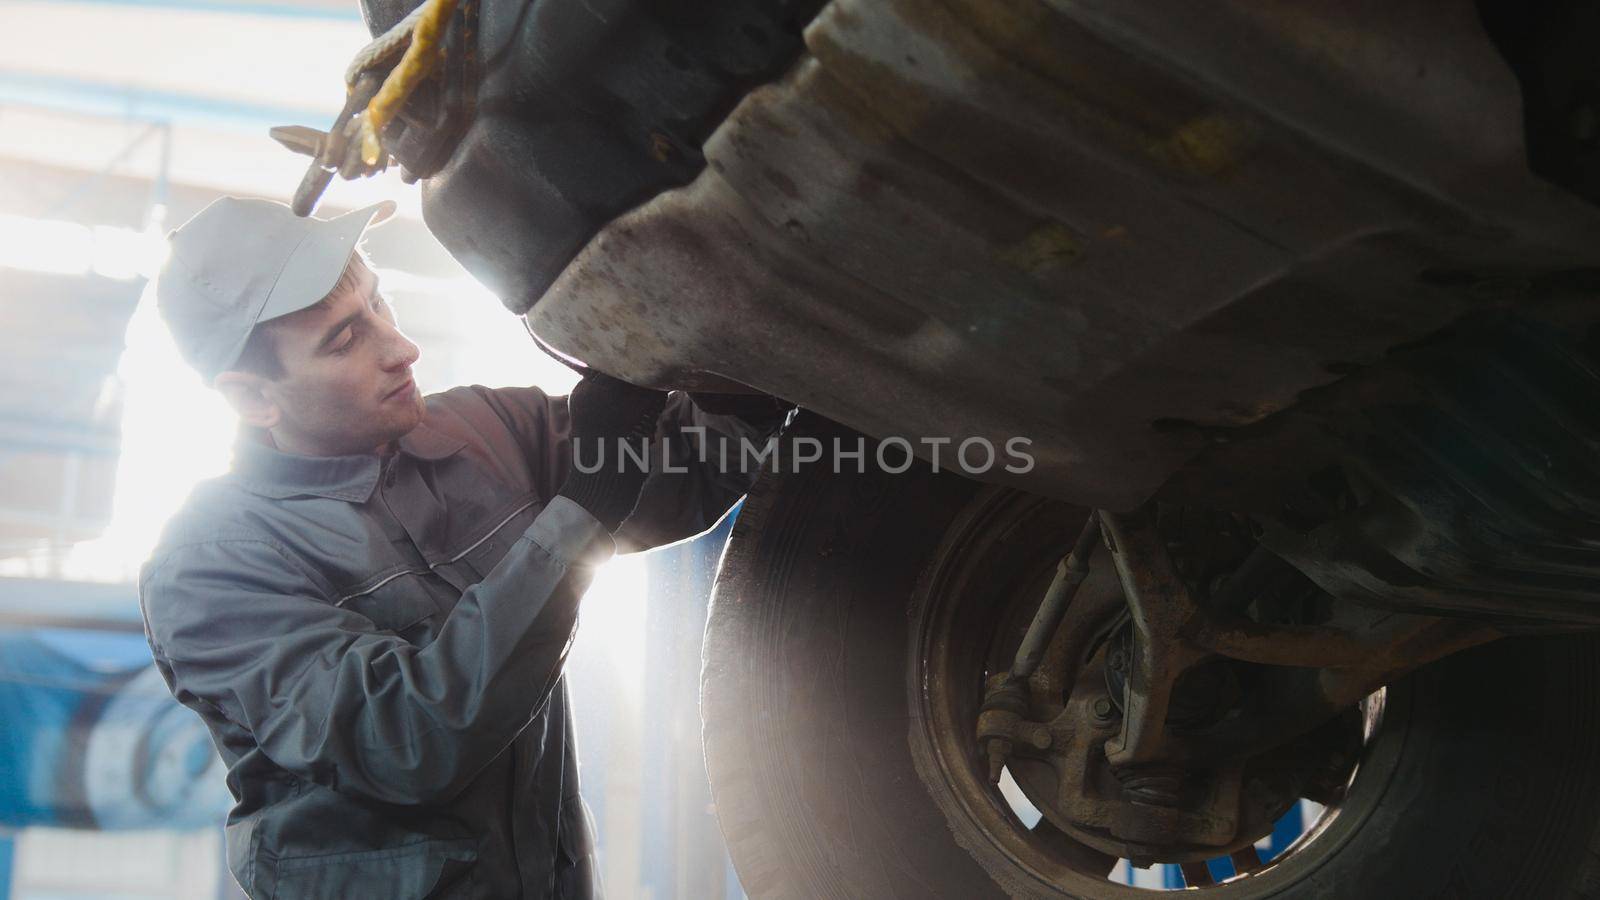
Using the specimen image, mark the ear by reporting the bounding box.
[213,370,282,429]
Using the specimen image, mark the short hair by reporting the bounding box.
[233,323,286,380]
[224,253,370,381]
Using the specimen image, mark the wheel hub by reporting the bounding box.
[959,501,1460,869]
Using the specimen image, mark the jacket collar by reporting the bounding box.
[398,420,468,461]
[231,420,466,502]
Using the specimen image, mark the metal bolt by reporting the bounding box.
[1092,696,1115,721]
[1108,648,1129,671]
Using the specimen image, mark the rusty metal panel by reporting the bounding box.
[515,0,1600,508]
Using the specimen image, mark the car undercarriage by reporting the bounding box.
[300,0,1600,893]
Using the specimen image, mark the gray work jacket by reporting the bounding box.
[139,386,763,899]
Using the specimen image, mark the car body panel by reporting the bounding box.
[421,0,1600,508]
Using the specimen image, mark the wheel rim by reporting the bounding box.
[906,487,1404,895]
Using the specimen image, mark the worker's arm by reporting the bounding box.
[140,497,611,808]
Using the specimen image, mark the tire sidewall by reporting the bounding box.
[702,425,1600,899]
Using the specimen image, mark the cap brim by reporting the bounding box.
[257,200,395,323]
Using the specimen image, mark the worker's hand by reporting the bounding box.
[568,372,669,445]
[557,373,669,533]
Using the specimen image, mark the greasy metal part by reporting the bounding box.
[975,517,1095,781]
[975,676,1028,784]
[1009,515,1101,680]
[403,0,825,333]
[1260,316,1600,628]
[509,0,1600,509]
[1096,508,1501,770]
[965,506,1490,858]
[1028,566,1128,704]
[1114,765,1184,807]
[398,0,1600,628]
[1018,640,1264,858]
[967,500,1370,859]
[1167,627,1498,774]
[279,72,386,216]
[930,489,1378,868]
[1098,510,1209,768]
[1314,618,1496,717]
[395,0,1600,642]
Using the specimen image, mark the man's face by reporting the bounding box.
[253,257,424,455]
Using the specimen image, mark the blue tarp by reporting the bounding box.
[0,628,230,830]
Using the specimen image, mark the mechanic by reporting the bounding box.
[137,197,785,899]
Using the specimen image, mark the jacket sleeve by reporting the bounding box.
[475,385,782,554]
[469,384,573,502]
[139,497,612,807]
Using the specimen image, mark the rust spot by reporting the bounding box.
[1149,113,1257,178]
[648,131,675,162]
[763,166,801,200]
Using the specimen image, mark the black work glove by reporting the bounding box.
[687,391,791,433]
[558,373,670,533]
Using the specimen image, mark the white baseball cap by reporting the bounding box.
[155,196,395,381]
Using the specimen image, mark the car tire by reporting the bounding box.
[701,415,1600,898]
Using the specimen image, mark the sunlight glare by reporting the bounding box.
[572,553,650,707]
[61,282,237,582]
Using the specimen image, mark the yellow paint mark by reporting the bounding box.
[1152,113,1256,178]
[361,0,460,165]
[1000,221,1082,272]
